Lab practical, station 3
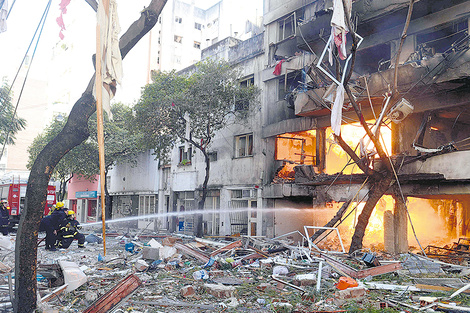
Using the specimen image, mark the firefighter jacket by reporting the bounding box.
[58,218,82,239]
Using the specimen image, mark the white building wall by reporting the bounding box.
[108,150,159,194]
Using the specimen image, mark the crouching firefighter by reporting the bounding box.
[56,210,85,249]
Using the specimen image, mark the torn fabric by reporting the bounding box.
[273,59,285,75]
[329,0,351,61]
[331,84,344,135]
[93,0,123,119]
[0,0,7,33]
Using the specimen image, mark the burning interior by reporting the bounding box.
[266,0,470,256]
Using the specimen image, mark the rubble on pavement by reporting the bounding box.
[0,230,470,312]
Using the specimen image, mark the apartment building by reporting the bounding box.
[105,0,470,253]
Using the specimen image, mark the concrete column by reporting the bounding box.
[394,196,408,253]
[456,200,464,239]
[384,210,394,253]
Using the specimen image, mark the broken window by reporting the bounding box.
[276,131,316,165]
[234,133,253,158]
[179,146,192,165]
[416,20,468,56]
[194,41,201,49]
[278,10,304,42]
[278,70,304,101]
[175,191,195,233]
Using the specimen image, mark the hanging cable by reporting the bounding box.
[6,0,16,18]
[2,0,52,104]
[0,0,52,158]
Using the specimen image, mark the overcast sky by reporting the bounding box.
[0,0,258,111]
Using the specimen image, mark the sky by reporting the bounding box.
[0,0,223,109]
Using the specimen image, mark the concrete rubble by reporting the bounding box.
[1,231,470,312]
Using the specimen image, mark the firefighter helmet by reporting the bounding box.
[67,210,75,216]
[56,202,64,208]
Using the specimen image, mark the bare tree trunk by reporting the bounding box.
[14,1,167,311]
[348,174,393,253]
[196,151,210,238]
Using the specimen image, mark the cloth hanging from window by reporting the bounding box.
[0,0,8,33]
[93,0,123,119]
[331,84,344,135]
[329,0,351,61]
[273,59,285,76]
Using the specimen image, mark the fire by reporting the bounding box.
[325,123,392,175]
[274,163,296,182]
[311,196,458,252]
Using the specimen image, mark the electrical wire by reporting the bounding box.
[6,0,15,18]
[0,0,52,158]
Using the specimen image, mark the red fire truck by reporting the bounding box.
[0,181,56,226]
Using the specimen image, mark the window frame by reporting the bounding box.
[234,133,254,158]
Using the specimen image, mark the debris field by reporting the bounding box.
[1,229,470,312]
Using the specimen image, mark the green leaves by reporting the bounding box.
[134,59,259,162]
[27,103,145,185]
[0,82,26,145]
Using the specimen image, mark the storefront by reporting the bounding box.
[67,175,99,223]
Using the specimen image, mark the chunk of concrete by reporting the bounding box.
[180,285,195,298]
[204,283,236,298]
[335,286,367,300]
[142,246,159,260]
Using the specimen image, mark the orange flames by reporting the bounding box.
[311,196,459,252]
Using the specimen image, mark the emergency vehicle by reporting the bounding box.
[0,180,56,226]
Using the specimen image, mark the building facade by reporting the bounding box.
[107,0,470,253]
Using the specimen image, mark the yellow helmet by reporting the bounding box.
[56,202,64,208]
[67,210,75,216]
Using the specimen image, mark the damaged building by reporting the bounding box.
[104,0,470,255]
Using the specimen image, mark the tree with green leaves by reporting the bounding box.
[27,103,144,214]
[16,2,167,310]
[134,59,259,237]
[0,81,27,147]
[27,117,98,202]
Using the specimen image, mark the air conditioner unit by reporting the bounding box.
[387,98,414,123]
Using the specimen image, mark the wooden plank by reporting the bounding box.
[210,240,243,257]
[83,274,141,313]
[320,254,401,279]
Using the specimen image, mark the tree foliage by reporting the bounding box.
[135,59,259,160]
[27,103,144,201]
[134,59,259,236]
[0,82,27,145]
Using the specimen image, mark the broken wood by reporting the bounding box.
[210,240,243,257]
[82,274,141,313]
[40,284,68,303]
[174,242,210,263]
[320,254,401,279]
[271,275,306,293]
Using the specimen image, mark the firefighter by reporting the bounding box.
[49,201,65,214]
[39,202,67,251]
[0,200,9,236]
[56,210,85,249]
